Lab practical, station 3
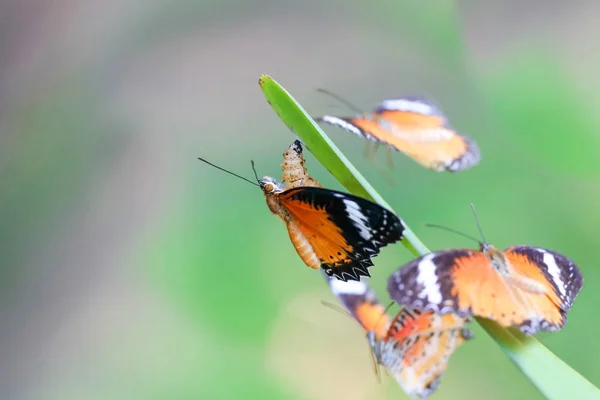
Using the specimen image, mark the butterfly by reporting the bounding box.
[325,274,472,399]
[198,141,405,282]
[260,175,404,281]
[314,96,480,172]
[386,211,584,334]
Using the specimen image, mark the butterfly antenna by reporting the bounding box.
[320,300,352,317]
[470,203,487,244]
[250,160,260,183]
[424,223,481,245]
[316,88,363,115]
[198,157,259,187]
[383,301,395,316]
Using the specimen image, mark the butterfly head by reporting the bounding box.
[480,242,495,253]
[258,176,285,195]
[480,243,510,273]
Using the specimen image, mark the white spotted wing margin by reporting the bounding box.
[368,309,473,399]
[386,250,474,317]
[282,187,406,281]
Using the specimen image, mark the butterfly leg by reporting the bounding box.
[364,142,395,185]
[385,146,395,169]
[363,140,377,159]
[368,343,382,384]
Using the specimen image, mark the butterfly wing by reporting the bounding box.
[326,274,390,337]
[315,98,480,172]
[379,309,472,399]
[387,248,581,334]
[503,246,583,333]
[387,249,480,317]
[375,98,480,172]
[279,187,405,281]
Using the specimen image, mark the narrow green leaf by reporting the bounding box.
[477,318,599,399]
[258,74,600,400]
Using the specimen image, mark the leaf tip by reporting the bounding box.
[258,74,272,87]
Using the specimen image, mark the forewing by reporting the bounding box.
[281,187,405,281]
[387,250,483,317]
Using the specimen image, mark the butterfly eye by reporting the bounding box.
[263,183,274,193]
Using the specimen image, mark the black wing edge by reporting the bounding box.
[322,260,372,282]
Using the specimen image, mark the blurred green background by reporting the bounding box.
[1,1,599,399]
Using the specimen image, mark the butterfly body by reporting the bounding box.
[315,97,480,172]
[388,242,583,334]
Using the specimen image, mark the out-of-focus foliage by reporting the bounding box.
[1,1,599,399]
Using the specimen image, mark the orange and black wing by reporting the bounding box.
[503,246,583,333]
[280,187,405,281]
[375,97,480,172]
[379,309,472,399]
[326,275,390,337]
[387,248,582,334]
[387,250,478,318]
[315,97,480,172]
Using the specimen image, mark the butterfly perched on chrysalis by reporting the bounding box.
[198,140,405,281]
[387,207,583,334]
[325,274,472,399]
[315,95,480,172]
[266,140,404,281]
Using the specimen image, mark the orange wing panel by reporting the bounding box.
[354,301,390,339]
[283,199,354,267]
[450,252,565,332]
[348,117,470,171]
[377,110,445,130]
[504,250,566,331]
